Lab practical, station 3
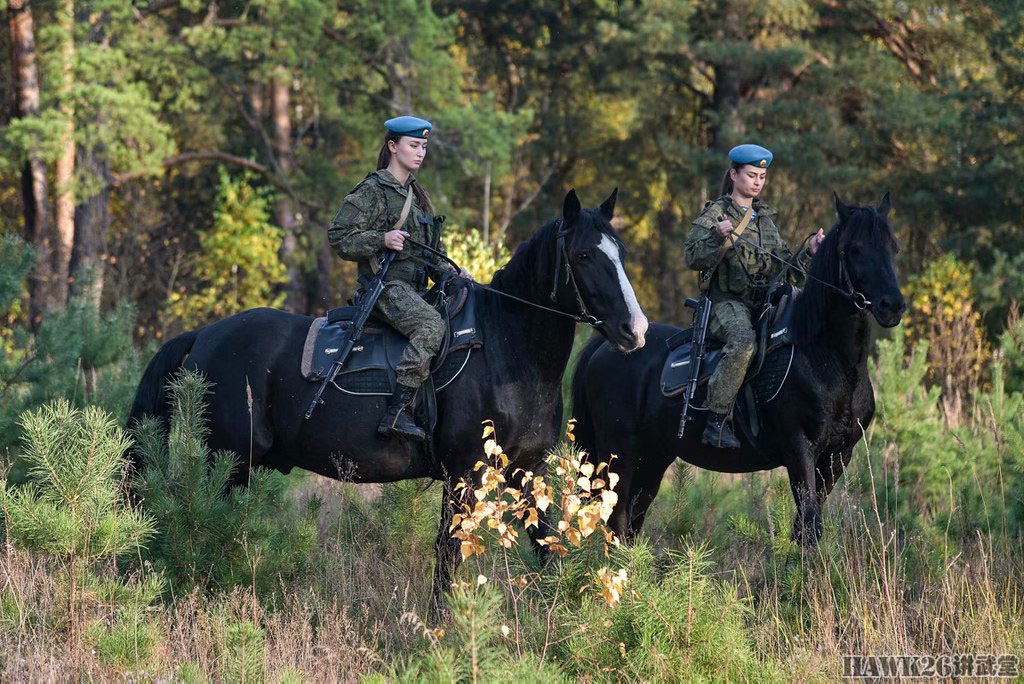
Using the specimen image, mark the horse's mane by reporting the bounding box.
[487,208,618,302]
[792,203,896,344]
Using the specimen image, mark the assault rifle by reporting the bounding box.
[304,250,397,420]
[677,294,712,438]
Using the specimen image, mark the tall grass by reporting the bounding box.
[1,331,1022,680]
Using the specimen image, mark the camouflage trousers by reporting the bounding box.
[374,280,445,389]
[706,299,756,415]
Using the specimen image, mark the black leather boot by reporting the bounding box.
[378,384,426,442]
[702,412,740,449]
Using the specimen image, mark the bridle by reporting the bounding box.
[731,227,873,310]
[837,249,871,310]
[548,219,603,327]
[403,222,604,327]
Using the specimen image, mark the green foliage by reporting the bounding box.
[0,400,155,561]
[998,304,1024,395]
[85,605,161,670]
[444,226,511,284]
[134,370,318,596]
[561,541,781,682]
[856,326,1024,543]
[0,295,141,454]
[0,236,34,314]
[168,169,286,327]
[382,583,569,683]
[220,619,266,683]
[864,329,962,530]
[974,251,1024,338]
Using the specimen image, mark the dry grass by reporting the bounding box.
[1,450,1022,681]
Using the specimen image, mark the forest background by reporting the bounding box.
[1,0,1024,680]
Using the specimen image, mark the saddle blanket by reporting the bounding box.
[300,281,483,396]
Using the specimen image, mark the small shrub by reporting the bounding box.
[903,254,990,400]
[85,605,161,670]
[135,370,318,597]
[220,619,266,683]
[0,399,157,642]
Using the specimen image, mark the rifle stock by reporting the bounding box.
[677,295,711,437]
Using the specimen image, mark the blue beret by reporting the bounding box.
[728,144,773,169]
[385,116,432,139]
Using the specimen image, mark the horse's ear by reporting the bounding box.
[878,191,891,217]
[599,187,618,221]
[834,192,852,224]
[563,189,581,227]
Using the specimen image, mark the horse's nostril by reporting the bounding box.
[880,294,907,314]
[620,323,637,342]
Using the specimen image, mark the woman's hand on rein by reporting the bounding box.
[715,219,734,238]
[384,230,408,251]
[458,267,474,281]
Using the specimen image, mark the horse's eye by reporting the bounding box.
[578,252,590,260]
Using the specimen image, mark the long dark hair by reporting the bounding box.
[377,131,434,214]
[720,162,744,196]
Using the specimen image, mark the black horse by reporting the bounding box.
[571,194,905,544]
[129,189,648,603]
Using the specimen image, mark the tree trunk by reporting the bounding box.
[482,162,492,242]
[272,69,304,312]
[312,234,333,314]
[53,0,76,310]
[8,0,54,327]
[70,139,110,308]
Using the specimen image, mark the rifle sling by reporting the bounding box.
[699,205,754,290]
[370,184,415,275]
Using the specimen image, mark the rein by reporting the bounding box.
[403,231,604,327]
[729,232,872,310]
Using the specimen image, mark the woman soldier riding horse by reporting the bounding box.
[684,144,824,449]
[328,116,472,443]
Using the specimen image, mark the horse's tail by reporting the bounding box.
[570,336,605,457]
[127,328,200,437]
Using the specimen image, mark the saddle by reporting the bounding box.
[660,284,799,441]
[300,278,483,395]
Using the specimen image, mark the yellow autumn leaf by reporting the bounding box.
[578,503,602,537]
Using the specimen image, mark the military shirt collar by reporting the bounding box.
[374,169,417,194]
[719,195,776,218]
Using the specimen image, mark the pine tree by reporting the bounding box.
[133,369,318,596]
[0,399,156,628]
[1,237,139,451]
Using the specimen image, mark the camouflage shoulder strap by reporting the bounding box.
[725,206,753,246]
[369,184,414,275]
[697,203,754,292]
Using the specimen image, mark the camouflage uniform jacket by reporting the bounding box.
[328,169,455,291]
[683,195,812,307]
